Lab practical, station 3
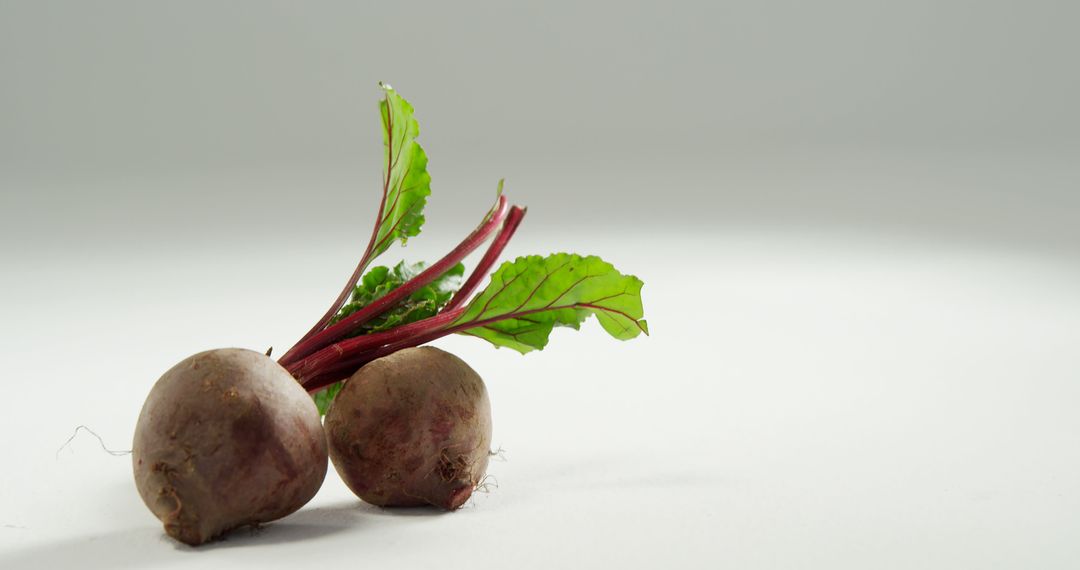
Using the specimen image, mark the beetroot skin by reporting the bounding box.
[132,348,328,545]
[325,346,492,510]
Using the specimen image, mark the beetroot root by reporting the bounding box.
[325,346,492,510]
[132,348,328,545]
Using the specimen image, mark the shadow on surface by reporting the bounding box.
[0,501,374,570]
[496,451,727,507]
[356,504,448,517]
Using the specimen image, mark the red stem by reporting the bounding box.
[296,296,646,391]
[298,328,446,391]
[287,306,467,383]
[291,205,526,388]
[297,317,465,392]
[280,93,399,360]
[279,196,508,367]
[444,206,526,312]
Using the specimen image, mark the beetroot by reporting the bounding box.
[132,349,327,545]
[324,347,492,509]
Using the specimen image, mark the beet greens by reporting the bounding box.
[279,84,648,413]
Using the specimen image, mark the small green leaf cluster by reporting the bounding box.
[312,381,343,416]
[330,261,464,335]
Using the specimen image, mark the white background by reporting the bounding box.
[2,1,1079,568]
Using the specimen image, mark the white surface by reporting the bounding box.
[1,228,1078,568]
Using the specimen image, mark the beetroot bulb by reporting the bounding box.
[324,347,492,510]
[132,349,327,545]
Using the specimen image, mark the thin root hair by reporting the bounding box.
[56,425,132,459]
[475,474,500,493]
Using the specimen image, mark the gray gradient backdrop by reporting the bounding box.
[2,0,1078,252]
[2,2,1079,569]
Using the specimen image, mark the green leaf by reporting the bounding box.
[453,253,648,353]
[371,83,431,258]
[312,381,344,416]
[332,260,464,336]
